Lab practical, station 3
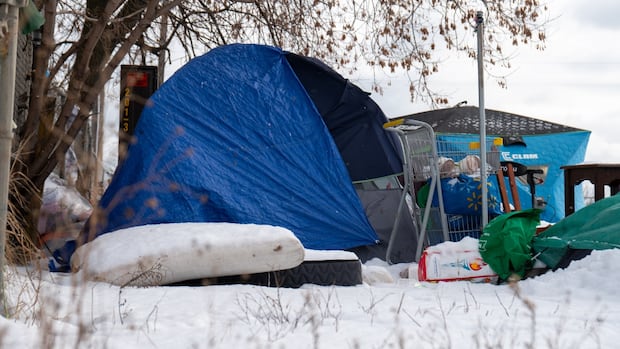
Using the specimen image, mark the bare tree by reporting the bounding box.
[9,0,548,261]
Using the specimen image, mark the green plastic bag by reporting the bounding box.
[20,1,45,35]
[478,209,542,280]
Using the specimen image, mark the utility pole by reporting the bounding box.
[94,92,105,199]
[157,13,167,87]
[0,0,28,313]
[476,10,489,227]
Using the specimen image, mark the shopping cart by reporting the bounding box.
[383,119,448,263]
[384,118,502,262]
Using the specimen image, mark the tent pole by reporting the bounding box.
[476,11,489,227]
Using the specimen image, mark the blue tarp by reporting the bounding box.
[495,132,590,222]
[434,131,589,223]
[84,44,386,250]
[405,106,591,223]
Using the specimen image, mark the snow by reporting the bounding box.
[3,223,620,348]
[304,249,359,261]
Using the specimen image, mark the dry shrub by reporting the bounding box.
[6,166,45,265]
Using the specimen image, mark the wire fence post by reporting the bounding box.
[0,0,28,314]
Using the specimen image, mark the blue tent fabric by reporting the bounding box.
[82,44,382,251]
[285,53,403,181]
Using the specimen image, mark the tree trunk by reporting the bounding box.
[9,0,168,257]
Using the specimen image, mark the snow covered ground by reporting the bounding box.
[2,223,619,349]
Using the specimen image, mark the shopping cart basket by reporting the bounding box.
[384,119,449,262]
[384,118,503,262]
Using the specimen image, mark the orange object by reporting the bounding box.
[496,171,511,212]
[496,162,523,212]
[506,163,521,210]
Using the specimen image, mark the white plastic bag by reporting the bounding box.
[418,236,498,283]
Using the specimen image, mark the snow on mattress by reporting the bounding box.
[71,223,305,286]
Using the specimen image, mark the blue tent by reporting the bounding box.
[405,106,590,223]
[81,44,403,251]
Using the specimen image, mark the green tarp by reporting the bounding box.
[533,194,620,269]
[479,209,542,280]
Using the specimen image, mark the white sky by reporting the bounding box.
[356,0,620,163]
[104,0,620,166]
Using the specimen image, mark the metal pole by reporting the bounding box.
[0,0,27,312]
[476,11,488,227]
[157,13,167,87]
[94,92,105,199]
